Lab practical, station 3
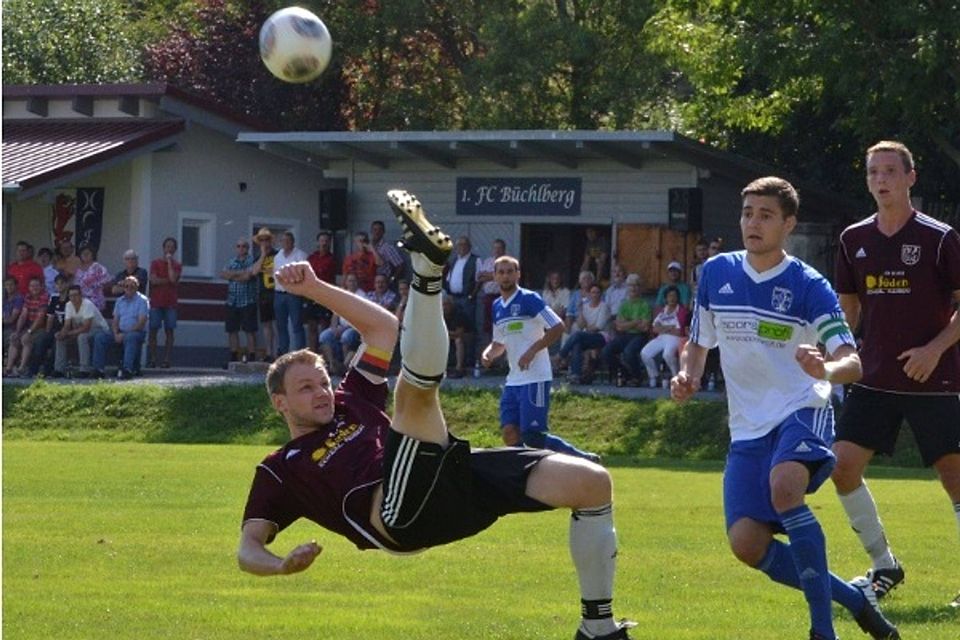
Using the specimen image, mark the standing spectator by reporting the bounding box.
[54,239,82,279]
[251,228,278,362]
[559,284,611,385]
[305,230,337,352]
[691,238,709,295]
[37,247,59,296]
[581,226,610,284]
[3,276,25,362]
[27,273,70,377]
[444,236,480,334]
[831,140,960,601]
[370,219,405,285]
[74,245,112,311]
[640,285,689,388]
[342,231,380,292]
[93,275,149,379]
[221,237,259,364]
[273,231,308,356]
[7,241,44,295]
[148,237,181,368]
[601,274,651,386]
[57,285,109,377]
[111,249,148,295]
[4,276,49,376]
[475,238,507,348]
[443,293,475,378]
[481,255,598,460]
[708,236,724,258]
[603,264,629,316]
[655,261,692,307]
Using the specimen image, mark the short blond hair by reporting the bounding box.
[867,140,914,173]
[266,349,328,395]
[493,255,520,271]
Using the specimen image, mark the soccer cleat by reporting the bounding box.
[949,592,960,608]
[861,559,905,600]
[573,619,637,640]
[386,190,452,266]
[850,576,900,639]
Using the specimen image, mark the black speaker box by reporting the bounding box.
[668,187,703,233]
[319,188,348,231]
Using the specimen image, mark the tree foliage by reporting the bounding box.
[647,0,960,202]
[2,0,146,83]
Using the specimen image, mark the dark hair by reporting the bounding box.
[54,273,68,284]
[38,247,53,258]
[663,285,680,301]
[162,237,178,250]
[741,176,799,218]
[316,230,332,240]
[67,284,82,295]
[79,244,97,259]
[371,220,385,229]
[266,349,328,395]
[354,231,369,243]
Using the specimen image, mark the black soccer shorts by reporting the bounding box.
[380,428,553,550]
[836,385,960,466]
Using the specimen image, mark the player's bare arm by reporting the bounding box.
[795,343,861,385]
[519,322,564,370]
[275,261,398,356]
[897,289,960,383]
[671,342,708,403]
[238,519,322,576]
[481,340,506,367]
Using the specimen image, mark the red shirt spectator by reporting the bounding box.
[308,231,337,284]
[342,231,379,292]
[149,237,182,309]
[7,242,44,295]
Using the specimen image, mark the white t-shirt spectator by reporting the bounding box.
[272,247,308,293]
[64,298,109,333]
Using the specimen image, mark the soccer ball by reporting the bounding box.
[259,7,332,83]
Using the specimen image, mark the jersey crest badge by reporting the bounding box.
[771,286,794,313]
[511,303,521,315]
[855,247,867,258]
[900,244,921,266]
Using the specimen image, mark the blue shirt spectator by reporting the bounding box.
[113,287,150,332]
[225,253,257,308]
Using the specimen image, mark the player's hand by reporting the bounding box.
[280,540,322,575]
[898,343,942,384]
[517,350,534,371]
[670,371,699,403]
[794,343,827,380]
[274,262,320,298]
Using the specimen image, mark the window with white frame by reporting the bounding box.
[178,212,217,277]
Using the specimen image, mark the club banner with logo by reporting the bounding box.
[456,177,581,216]
[52,188,104,251]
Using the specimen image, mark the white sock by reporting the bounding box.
[399,276,448,388]
[570,504,618,638]
[838,483,896,569]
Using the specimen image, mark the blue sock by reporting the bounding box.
[522,431,592,459]
[780,506,835,639]
[757,539,866,614]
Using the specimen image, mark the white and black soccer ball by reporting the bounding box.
[259,7,332,83]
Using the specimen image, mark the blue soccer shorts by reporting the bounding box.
[499,381,551,435]
[723,405,836,532]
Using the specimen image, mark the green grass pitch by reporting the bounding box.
[2,441,957,639]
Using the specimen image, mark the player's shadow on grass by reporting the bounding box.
[879,602,959,625]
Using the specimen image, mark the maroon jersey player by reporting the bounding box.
[238,190,635,640]
[832,140,960,602]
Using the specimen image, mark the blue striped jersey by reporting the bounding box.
[690,251,854,441]
[492,287,562,385]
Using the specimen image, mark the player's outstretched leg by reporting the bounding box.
[387,190,452,446]
[757,540,900,639]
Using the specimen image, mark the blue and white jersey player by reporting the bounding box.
[482,255,599,461]
[672,177,899,640]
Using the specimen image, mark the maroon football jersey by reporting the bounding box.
[836,211,960,393]
[242,369,402,551]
